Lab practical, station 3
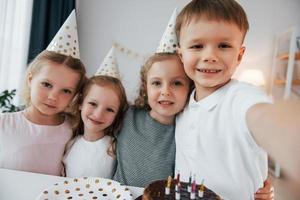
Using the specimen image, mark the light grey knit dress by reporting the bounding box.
[113,106,175,187]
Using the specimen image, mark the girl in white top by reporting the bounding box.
[63,75,128,178]
[0,50,86,175]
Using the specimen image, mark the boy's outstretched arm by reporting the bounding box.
[255,179,274,200]
[246,100,300,183]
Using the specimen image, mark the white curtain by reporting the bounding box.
[0,0,33,103]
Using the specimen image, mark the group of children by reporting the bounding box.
[1,0,300,199]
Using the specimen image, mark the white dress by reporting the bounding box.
[63,135,116,178]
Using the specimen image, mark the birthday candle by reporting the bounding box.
[176,170,180,184]
[187,172,192,192]
[165,176,172,195]
[198,179,205,198]
[175,181,181,200]
[192,181,196,192]
[167,176,172,188]
[190,175,196,199]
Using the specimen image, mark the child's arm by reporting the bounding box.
[255,179,274,200]
[246,100,300,182]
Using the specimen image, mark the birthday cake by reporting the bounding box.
[138,179,221,200]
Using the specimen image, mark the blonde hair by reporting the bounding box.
[22,50,87,107]
[134,53,192,110]
[176,0,249,43]
[72,75,129,155]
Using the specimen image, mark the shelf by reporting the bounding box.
[277,52,300,60]
[274,79,300,85]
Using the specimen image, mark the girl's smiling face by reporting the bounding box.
[80,84,120,141]
[28,62,80,120]
[147,56,190,125]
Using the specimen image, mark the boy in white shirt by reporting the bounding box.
[175,0,300,199]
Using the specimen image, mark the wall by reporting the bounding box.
[77,0,300,101]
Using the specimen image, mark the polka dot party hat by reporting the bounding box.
[95,47,121,79]
[156,8,178,53]
[46,10,80,59]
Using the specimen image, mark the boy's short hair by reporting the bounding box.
[176,0,249,43]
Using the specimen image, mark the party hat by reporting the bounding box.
[46,10,80,59]
[95,47,121,79]
[156,8,178,53]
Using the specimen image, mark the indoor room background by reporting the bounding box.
[0,1,300,199]
[76,0,300,102]
[1,0,300,104]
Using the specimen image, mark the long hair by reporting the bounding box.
[22,50,87,107]
[134,53,191,110]
[72,75,128,155]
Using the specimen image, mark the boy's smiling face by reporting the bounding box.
[177,18,245,100]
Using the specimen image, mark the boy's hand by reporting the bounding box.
[254,179,274,200]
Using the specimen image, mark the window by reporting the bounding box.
[0,0,33,104]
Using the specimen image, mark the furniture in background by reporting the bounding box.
[269,26,300,177]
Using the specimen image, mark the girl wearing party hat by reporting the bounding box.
[63,47,128,178]
[0,10,87,176]
[113,52,191,187]
[113,9,192,187]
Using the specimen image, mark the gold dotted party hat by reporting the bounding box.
[95,47,121,79]
[156,8,178,53]
[46,10,80,59]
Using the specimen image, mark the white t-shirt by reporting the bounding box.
[175,80,272,200]
[63,135,115,178]
[0,111,72,175]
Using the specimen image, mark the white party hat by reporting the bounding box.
[95,47,121,79]
[46,10,80,59]
[156,8,178,53]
